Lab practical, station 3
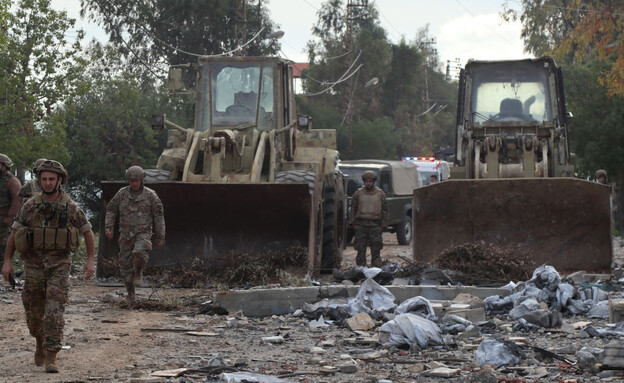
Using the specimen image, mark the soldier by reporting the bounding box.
[105,165,165,304]
[350,170,388,267]
[1,160,96,373]
[0,153,22,254]
[17,158,47,205]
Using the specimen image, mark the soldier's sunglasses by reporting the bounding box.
[42,160,62,169]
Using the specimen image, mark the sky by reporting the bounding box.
[53,0,531,71]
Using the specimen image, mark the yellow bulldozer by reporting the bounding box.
[97,56,345,279]
[413,56,612,273]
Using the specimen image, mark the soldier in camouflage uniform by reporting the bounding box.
[350,170,388,267]
[17,158,46,205]
[0,154,22,253]
[2,160,96,373]
[105,165,165,304]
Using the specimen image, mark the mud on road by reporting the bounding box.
[0,235,622,382]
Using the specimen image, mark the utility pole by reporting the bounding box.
[419,38,437,113]
[235,0,247,55]
[344,0,368,157]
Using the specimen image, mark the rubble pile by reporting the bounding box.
[293,264,624,381]
[433,241,535,285]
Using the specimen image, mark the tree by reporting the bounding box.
[63,43,164,223]
[501,0,584,60]
[81,0,281,70]
[304,2,455,160]
[0,0,84,181]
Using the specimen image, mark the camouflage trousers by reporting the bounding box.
[353,225,383,267]
[0,213,10,250]
[22,254,71,352]
[118,235,152,288]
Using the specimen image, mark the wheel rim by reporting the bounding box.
[405,220,412,243]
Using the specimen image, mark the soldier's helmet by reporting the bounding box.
[125,166,146,181]
[0,153,13,169]
[595,169,607,179]
[36,160,68,184]
[33,158,47,173]
[362,170,377,181]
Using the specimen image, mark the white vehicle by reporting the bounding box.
[403,157,450,185]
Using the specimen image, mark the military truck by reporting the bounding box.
[413,56,612,272]
[339,160,421,245]
[97,56,345,278]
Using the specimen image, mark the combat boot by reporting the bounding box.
[44,351,58,373]
[34,336,45,366]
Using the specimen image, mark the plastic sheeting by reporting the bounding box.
[379,313,444,348]
[475,337,525,367]
[394,296,437,320]
[484,264,611,323]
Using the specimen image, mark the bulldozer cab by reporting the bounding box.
[455,57,573,179]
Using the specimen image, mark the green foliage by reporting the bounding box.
[564,60,624,179]
[0,0,84,177]
[63,43,163,223]
[304,4,456,161]
[501,0,583,60]
[340,117,401,160]
[81,0,280,68]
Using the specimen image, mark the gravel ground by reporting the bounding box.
[0,235,623,383]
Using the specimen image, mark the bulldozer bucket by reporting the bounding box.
[413,178,612,273]
[97,181,314,278]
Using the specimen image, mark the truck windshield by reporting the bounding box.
[197,61,275,130]
[470,61,553,123]
[341,168,379,189]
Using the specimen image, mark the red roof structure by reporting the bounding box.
[292,63,309,78]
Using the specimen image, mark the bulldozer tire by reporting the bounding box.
[274,170,316,192]
[144,169,171,183]
[321,187,341,271]
[396,214,412,245]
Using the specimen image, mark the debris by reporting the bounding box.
[432,241,534,285]
[394,296,437,320]
[308,315,329,328]
[474,337,525,367]
[422,367,462,377]
[378,313,444,348]
[150,368,187,377]
[609,299,624,322]
[220,371,295,382]
[349,278,397,320]
[603,340,624,368]
[346,312,375,331]
[575,346,603,370]
[261,336,285,344]
[187,331,220,337]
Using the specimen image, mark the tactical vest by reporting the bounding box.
[15,193,80,253]
[355,188,383,220]
[0,173,12,208]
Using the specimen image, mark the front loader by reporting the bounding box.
[97,56,345,279]
[413,57,612,273]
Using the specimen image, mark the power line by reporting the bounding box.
[373,1,402,41]
[455,0,520,50]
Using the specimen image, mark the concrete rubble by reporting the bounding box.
[2,261,624,382]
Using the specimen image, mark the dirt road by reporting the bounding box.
[0,235,621,382]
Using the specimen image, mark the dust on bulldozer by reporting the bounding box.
[413,56,612,273]
[97,56,346,282]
